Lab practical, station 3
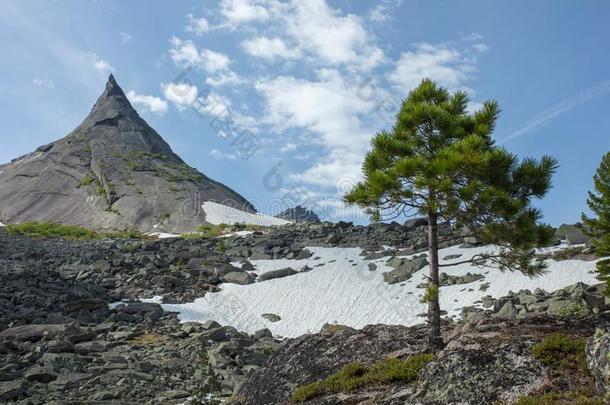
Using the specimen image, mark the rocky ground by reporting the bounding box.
[238,290,610,404]
[0,221,449,404]
[1,222,608,404]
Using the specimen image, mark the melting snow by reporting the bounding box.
[147,232,179,239]
[156,244,601,338]
[202,201,290,226]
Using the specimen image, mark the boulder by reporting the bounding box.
[121,302,163,315]
[254,328,273,339]
[24,366,58,383]
[201,325,242,342]
[586,328,610,396]
[74,340,108,354]
[0,380,26,401]
[494,301,517,319]
[223,272,254,285]
[261,313,281,322]
[0,324,66,342]
[258,268,298,282]
[383,255,428,284]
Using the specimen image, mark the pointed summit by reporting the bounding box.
[85,73,138,126]
[103,73,125,97]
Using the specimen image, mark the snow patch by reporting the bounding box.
[219,230,255,238]
[202,201,290,226]
[155,244,601,338]
[0,221,5,227]
[147,232,179,239]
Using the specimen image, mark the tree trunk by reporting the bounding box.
[427,212,444,350]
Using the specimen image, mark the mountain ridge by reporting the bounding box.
[0,75,254,232]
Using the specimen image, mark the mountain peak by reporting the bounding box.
[102,73,127,99]
[275,205,321,223]
[85,73,136,123]
[0,76,255,232]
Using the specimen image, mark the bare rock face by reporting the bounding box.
[275,205,320,223]
[0,75,254,232]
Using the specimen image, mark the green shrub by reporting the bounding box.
[531,334,587,370]
[7,222,149,241]
[79,172,95,187]
[292,354,433,402]
[7,222,97,240]
[102,230,149,239]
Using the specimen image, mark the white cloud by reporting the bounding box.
[223,0,383,69]
[120,32,132,43]
[205,71,244,87]
[255,69,373,150]
[169,37,232,73]
[185,14,209,36]
[219,0,271,26]
[200,48,232,73]
[242,36,301,61]
[210,148,237,160]
[285,0,385,70]
[389,43,475,91]
[32,78,54,88]
[126,90,168,116]
[196,92,232,119]
[169,37,200,67]
[368,0,403,22]
[256,69,378,189]
[161,82,198,108]
[88,52,114,74]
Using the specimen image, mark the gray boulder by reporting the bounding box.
[0,380,26,401]
[587,328,610,396]
[0,324,66,342]
[383,255,428,284]
[223,271,254,285]
[258,268,298,282]
[262,313,281,322]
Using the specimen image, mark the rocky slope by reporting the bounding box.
[238,292,610,404]
[0,75,254,233]
[0,221,608,404]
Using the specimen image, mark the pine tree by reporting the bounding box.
[345,79,557,350]
[582,152,610,294]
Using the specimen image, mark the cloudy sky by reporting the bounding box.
[1,0,609,225]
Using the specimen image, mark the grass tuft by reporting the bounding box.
[292,354,433,402]
[7,222,98,240]
[7,222,150,241]
[531,334,587,370]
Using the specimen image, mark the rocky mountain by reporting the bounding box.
[275,205,320,223]
[0,75,254,233]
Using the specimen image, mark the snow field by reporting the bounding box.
[157,244,600,338]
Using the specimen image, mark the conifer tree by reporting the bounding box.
[582,152,610,294]
[345,79,557,349]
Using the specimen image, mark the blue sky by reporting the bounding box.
[0,0,608,225]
